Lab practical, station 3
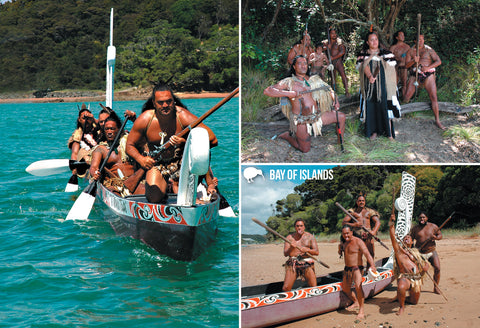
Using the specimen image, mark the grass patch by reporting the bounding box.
[242,67,277,122]
[241,125,263,152]
[444,125,480,144]
[336,132,411,163]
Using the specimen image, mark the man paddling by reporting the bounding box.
[68,104,100,177]
[409,212,443,294]
[264,55,345,153]
[126,83,217,203]
[282,219,319,291]
[341,225,376,320]
[389,213,429,315]
[89,114,142,196]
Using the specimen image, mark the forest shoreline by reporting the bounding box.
[0,89,232,104]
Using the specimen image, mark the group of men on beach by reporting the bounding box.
[68,84,219,203]
[282,195,443,319]
[264,26,444,153]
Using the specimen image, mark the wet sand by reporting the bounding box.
[241,236,480,327]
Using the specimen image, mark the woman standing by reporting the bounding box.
[357,31,399,140]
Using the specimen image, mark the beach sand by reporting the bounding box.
[0,91,232,104]
[241,236,480,327]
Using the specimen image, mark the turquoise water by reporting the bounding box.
[0,98,239,327]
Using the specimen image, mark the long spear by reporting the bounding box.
[336,202,389,250]
[414,13,421,101]
[417,212,455,251]
[396,233,448,302]
[252,218,329,268]
[325,26,344,151]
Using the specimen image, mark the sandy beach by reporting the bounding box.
[0,91,232,104]
[241,236,480,327]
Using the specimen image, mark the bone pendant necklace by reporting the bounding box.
[159,132,167,144]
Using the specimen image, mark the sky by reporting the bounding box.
[241,164,338,235]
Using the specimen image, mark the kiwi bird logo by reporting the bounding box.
[243,167,265,183]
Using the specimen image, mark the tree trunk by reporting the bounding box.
[262,0,284,42]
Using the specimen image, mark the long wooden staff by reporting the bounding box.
[336,202,389,250]
[123,87,239,192]
[297,85,331,95]
[396,233,448,301]
[417,211,455,251]
[325,26,344,151]
[252,218,329,268]
[414,13,421,101]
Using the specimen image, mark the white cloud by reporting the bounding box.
[241,176,297,235]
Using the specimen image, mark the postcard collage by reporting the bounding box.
[238,1,479,327]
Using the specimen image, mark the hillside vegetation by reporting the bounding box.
[0,0,238,93]
[265,166,480,240]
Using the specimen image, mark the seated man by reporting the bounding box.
[282,219,319,291]
[68,104,100,177]
[126,83,217,203]
[264,55,345,153]
[389,213,429,315]
[89,115,142,196]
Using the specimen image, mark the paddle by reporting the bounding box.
[218,191,235,217]
[66,117,130,221]
[25,159,89,176]
[252,218,329,268]
[64,159,90,192]
[64,174,79,192]
[335,202,389,250]
[123,86,240,193]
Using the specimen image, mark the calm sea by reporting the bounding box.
[0,98,239,327]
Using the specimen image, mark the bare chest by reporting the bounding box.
[145,117,182,146]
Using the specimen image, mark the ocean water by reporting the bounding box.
[0,98,239,327]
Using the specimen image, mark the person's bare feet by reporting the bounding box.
[278,131,290,140]
[369,133,377,140]
[346,302,359,311]
[356,311,365,320]
[436,120,446,130]
[396,307,405,316]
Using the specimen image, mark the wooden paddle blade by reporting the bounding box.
[26,159,70,176]
[218,191,236,217]
[65,182,97,220]
[64,174,79,192]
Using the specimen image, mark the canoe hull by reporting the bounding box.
[97,184,219,261]
[241,258,393,328]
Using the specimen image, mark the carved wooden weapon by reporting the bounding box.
[252,218,329,268]
[336,202,389,250]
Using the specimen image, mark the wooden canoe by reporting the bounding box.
[241,257,393,328]
[97,182,219,261]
